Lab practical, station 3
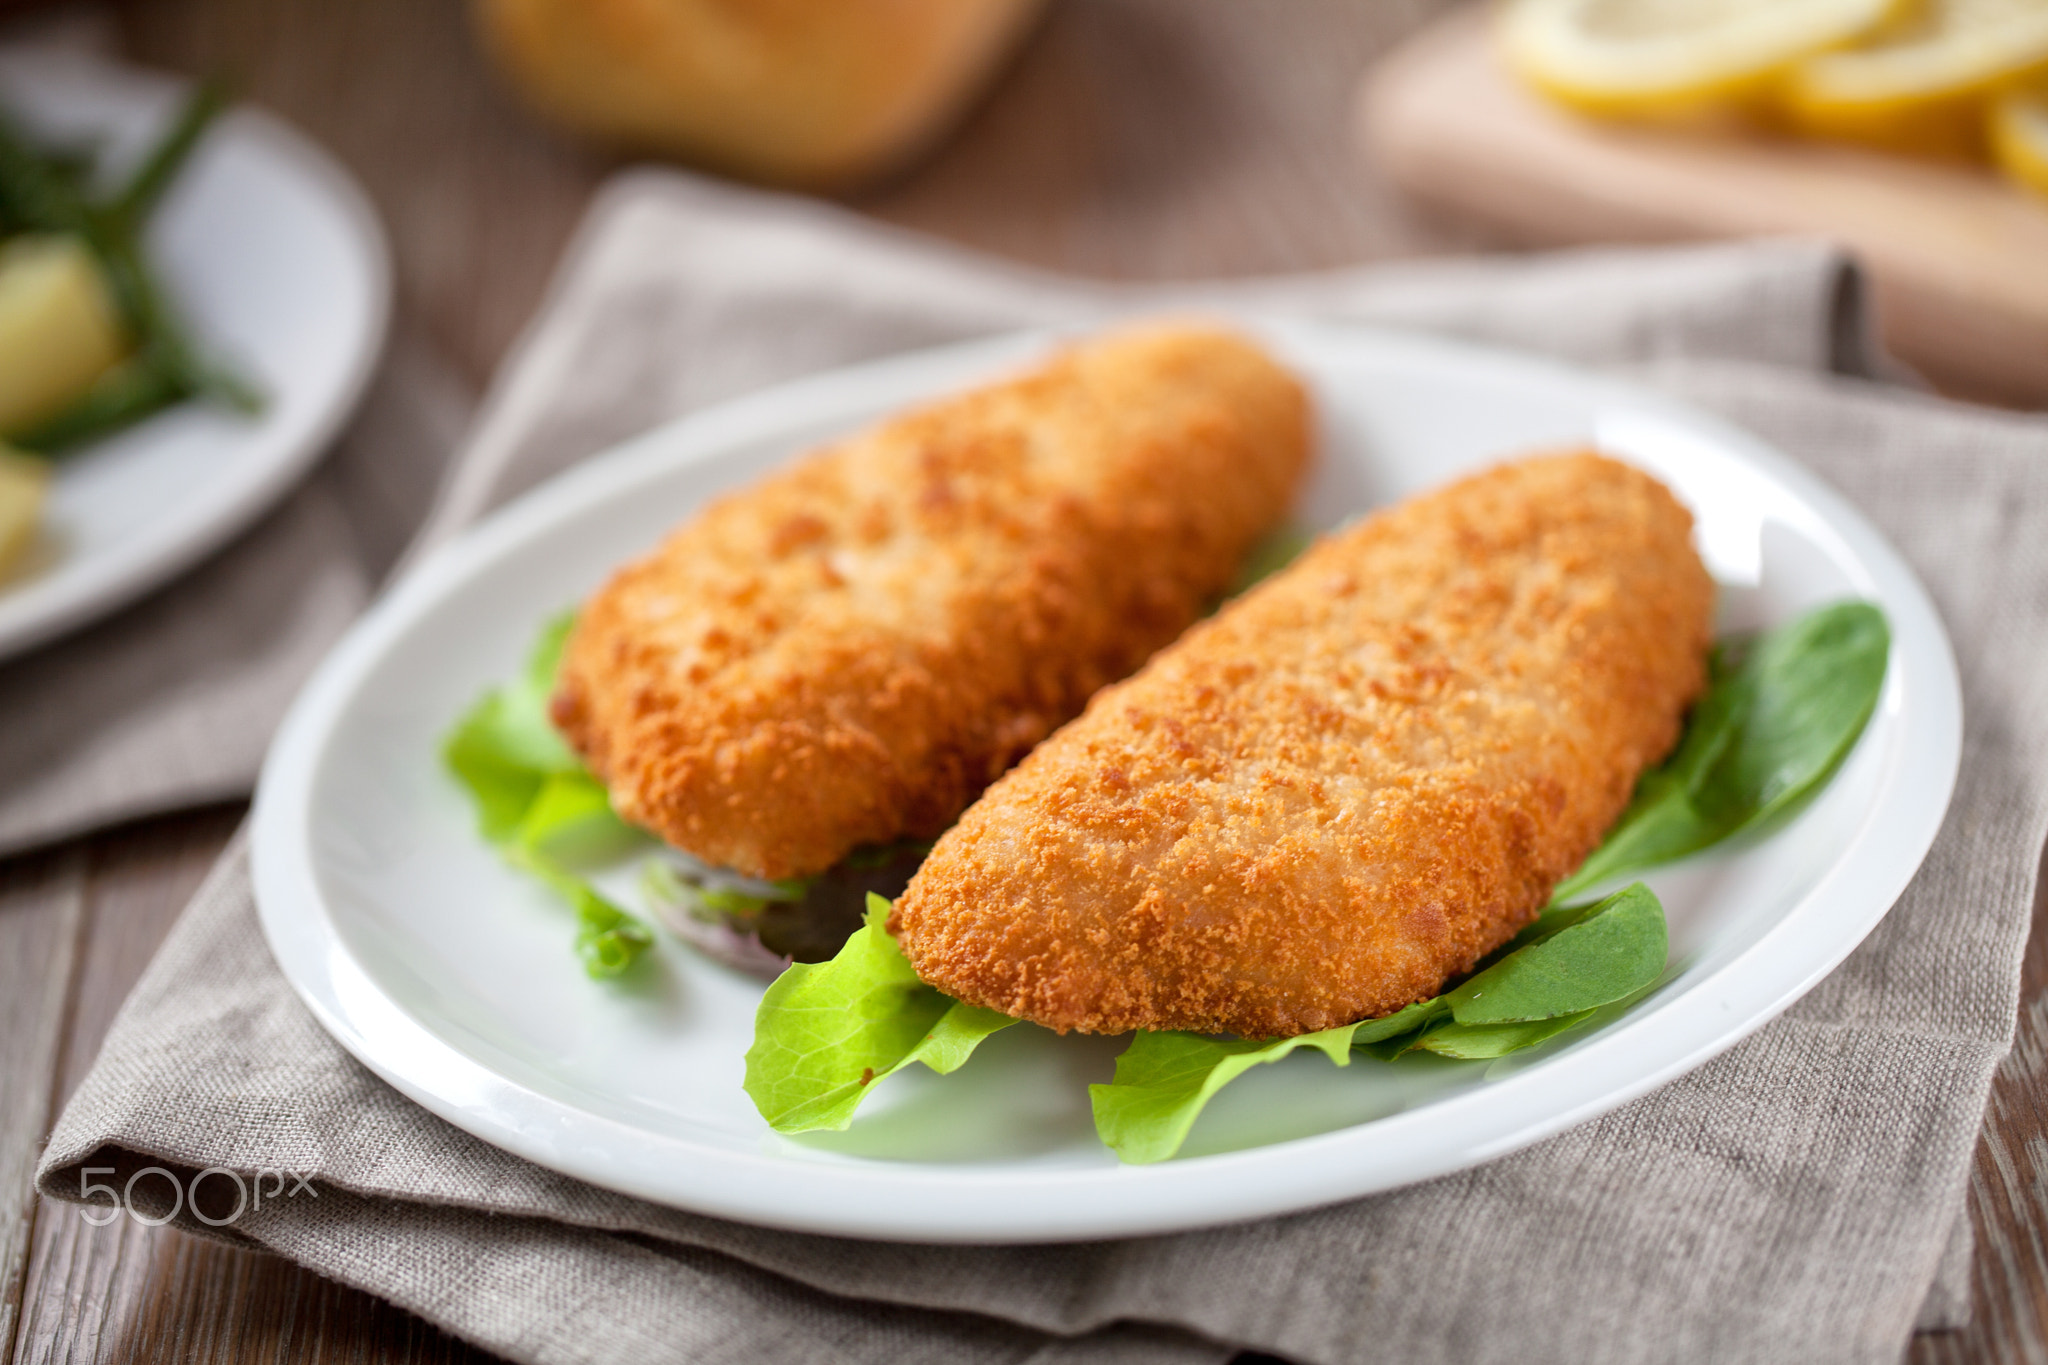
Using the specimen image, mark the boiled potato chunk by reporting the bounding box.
[0,445,50,580]
[0,234,131,440]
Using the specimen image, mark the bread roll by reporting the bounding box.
[472,0,1046,187]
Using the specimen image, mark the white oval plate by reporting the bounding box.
[252,321,1960,1244]
[0,49,389,661]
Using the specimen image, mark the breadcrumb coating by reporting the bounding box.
[891,452,1715,1038]
[552,324,1311,880]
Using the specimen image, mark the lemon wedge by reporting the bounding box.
[1991,81,2048,193]
[1500,0,1899,119]
[1784,0,2048,157]
[0,445,50,581]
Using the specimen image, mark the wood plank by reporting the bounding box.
[10,808,494,1365]
[10,808,228,1365]
[0,846,84,1365]
[1359,6,2048,408]
[20,1205,486,1365]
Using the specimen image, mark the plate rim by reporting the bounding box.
[0,50,392,662]
[250,319,1962,1243]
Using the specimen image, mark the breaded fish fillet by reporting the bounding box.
[552,324,1310,881]
[891,452,1714,1038]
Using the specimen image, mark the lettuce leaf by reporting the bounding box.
[1088,882,1666,1161]
[443,612,655,978]
[1398,1010,1601,1061]
[1088,999,1449,1165]
[739,885,1662,1160]
[744,894,1016,1131]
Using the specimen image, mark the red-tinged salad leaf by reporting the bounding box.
[640,839,931,974]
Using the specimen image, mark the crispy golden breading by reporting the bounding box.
[891,453,1715,1038]
[552,324,1311,881]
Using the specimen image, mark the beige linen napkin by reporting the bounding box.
[37,172,2046,1365]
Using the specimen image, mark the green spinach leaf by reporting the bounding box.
[1402,1010,1601,1060]
[1552,600,1888,901]
[1088,883,1665,1161]
[1444,882,1665,1023]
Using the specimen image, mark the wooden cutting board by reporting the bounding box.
[1360,6,2048,408]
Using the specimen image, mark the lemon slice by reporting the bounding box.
[0,445,49,581]
[1500,0,1899,119]
[1991,81,2048,194]
[1784,0,2048,157]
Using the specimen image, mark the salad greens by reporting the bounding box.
[743,882,1664,1159]
[743,894,1017,1131]
[1551,600,1889,902]
[0,80,260,452]
[745,600,1892,1162]
[445,616,934,978]
[444,613,655,978]
[1440,882,1667,1025]
[1090,886,1669,1157]
[1092,890,1669,1160]
[1086,1004,1435,1168]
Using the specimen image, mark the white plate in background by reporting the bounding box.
[0,49,389,661]
[250,321,1960,1243]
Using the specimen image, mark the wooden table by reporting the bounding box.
[1,1,2042,1360]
